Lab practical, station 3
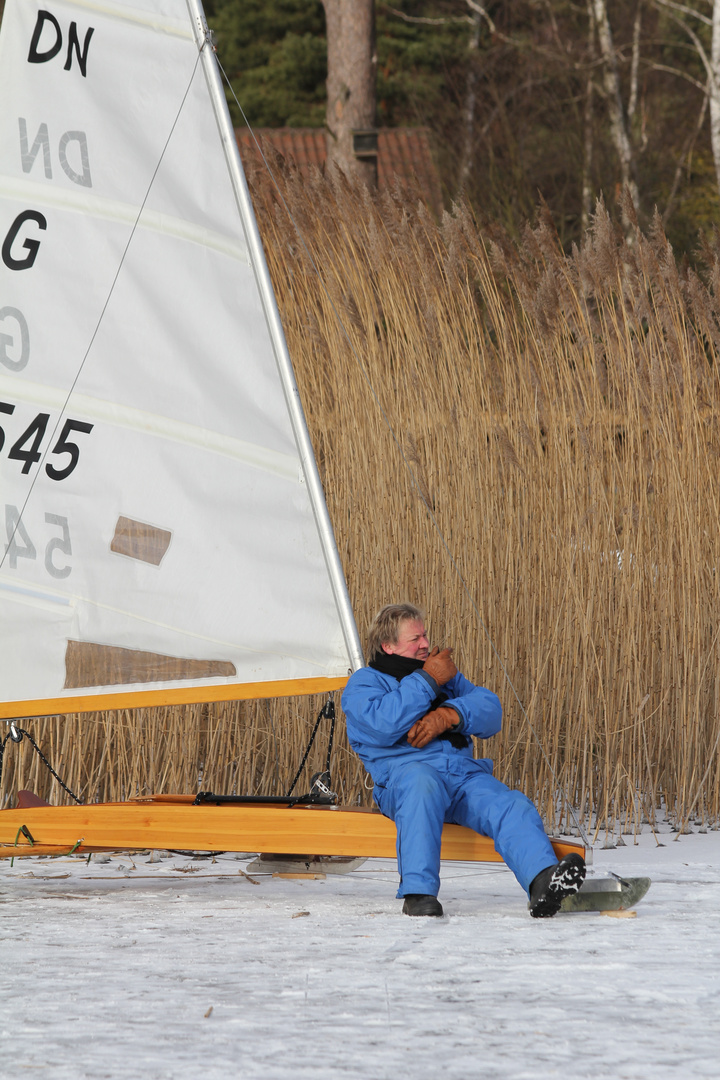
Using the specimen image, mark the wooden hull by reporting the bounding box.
[0,796,585,864]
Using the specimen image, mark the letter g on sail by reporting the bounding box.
[0,308,29,371]
[2,210,47,270]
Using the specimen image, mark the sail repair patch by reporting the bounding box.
[110,516,172,566]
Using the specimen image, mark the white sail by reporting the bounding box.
[0,0,362,717]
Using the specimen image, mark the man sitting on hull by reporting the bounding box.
[341,603,585,917]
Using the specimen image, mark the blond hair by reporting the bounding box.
[367,603,425,658]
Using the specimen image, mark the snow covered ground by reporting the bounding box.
[2,826,719,1080]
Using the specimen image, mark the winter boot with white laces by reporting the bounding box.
[529,853,586,918]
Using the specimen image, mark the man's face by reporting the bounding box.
[382,618,429,660]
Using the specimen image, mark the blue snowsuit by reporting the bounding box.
[342,665,557,898]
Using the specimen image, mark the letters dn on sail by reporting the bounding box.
[28,10,94,78]
[19,119,92,188]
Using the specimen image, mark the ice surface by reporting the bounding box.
[2,827,719,1079]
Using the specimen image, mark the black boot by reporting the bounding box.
[529,853,586,918]
[402,893,444,917]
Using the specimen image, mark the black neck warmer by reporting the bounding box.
[369,652,425,681]
[368,651,469,749]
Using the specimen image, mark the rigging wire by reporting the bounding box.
[0,723,82,804]
[0,51,204,579]
[217,58,590,848]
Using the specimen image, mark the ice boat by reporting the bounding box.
[0,0,583,870]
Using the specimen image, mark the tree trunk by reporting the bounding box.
[711,0,720,196]
[322,0,377,188]
[582,0,596,232]
[592,0,640,220]
[458,10,481,192]
[628,1,642,121]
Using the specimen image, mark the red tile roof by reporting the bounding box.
[236,127,443,216]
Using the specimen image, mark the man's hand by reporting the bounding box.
[407,706,460,749]
[422,646,457,686]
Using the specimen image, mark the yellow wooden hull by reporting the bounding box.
[0,795,585,864]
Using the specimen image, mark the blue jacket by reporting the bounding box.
[341,665,502,785]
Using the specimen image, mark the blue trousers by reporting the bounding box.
[372,755,557,898]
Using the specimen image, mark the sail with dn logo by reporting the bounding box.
[0,0,363,719]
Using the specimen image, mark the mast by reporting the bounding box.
[185,0,363,674]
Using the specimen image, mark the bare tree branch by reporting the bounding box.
[479,77,556,139]
[663,78,709,223]
[382,0,496,34]
[382,2,571,65]
[381,5,472,27]
[651,0,720,201]
[461,0,496,34]
[653,4,713,83]
[646,62,709,91]
[653,0,712,26]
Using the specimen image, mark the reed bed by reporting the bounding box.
[3,164,720,838]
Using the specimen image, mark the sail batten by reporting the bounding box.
[33,0,194,38]
[0,378,301,480]
[0,0,362,719]
[0,177,249,261]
